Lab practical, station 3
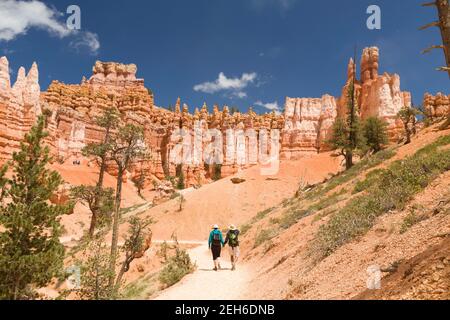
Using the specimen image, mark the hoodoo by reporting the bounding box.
[0,47,413,186]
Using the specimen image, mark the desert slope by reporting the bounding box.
[240,124,450,300]
[137,152,342,241]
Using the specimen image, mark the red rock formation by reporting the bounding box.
[0,57,41,163]
[0,48,413,187]
[281,47,412,159]
[38,61,283,187]
[281,95,337,159]
[357,47,410,139]
[423,92,450,119]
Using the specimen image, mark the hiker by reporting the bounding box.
[208,224,224,271]
[224,224,240,271]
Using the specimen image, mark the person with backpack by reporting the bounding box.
[208,224,224,271]
[224,224,240,271]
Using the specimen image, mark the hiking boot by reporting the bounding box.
[231,265,236,271]
[213,267,218,271]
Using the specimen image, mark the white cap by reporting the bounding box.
[213,224,219,229]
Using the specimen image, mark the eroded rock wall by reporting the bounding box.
[0,57,41,162]
[280,47,412,159]
[424,92,450,119]
[0,47,414,187]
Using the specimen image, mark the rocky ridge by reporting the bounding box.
[0,47,439,188]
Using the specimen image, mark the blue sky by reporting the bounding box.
[0,0,448,113]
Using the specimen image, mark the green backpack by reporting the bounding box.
[228,231,239,246]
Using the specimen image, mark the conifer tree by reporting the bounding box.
[72,108,119,238]
[397,106,420,144]
[363,117,388,153]
[329,82,366,169]
[108,123,146,294]
[0,116,68,300]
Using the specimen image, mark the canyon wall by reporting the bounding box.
[0,57,41,161]
[0,46,415,187]
[281,47,411,159]
[357,47,411,139]
[38,61,284,186]
[423,92,450,119]
[281,95,336,159]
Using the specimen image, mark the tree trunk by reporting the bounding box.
[108,166,124,297]
[115,255,131,291]
[405,123,412,144]
[345,151,353,170]
[88,212,98,238]
[89,127,111,238]
[437,0,450,77]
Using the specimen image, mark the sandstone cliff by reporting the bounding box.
[280,47,412,159]
[0,47,414,188]
[424,92,450,119]
[0,57,41,162]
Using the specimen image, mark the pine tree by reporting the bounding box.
[77,108,119,238]
[363,117,389,153]
[0,116,69,300]
[76,238,113,300]
[397,106,420,144]
[114,217,152,291]
[70,185,114,232]
[132,168,146,198]
[108,123,146,295]
[213,164,222,181]
[177,169,185,190]
[329,82,366,169]
[0,164,7,201]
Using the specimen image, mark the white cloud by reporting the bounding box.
[254,100,281,114]
[70,31,100,55]
[0,0,71,41]
[194,72,257,99]
[0,0,100,55]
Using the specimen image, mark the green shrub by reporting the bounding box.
[240,223,251,235]
[312,135,450,260]
[238,207,276,236]
[278,209,309,230]
[159,247,195,288]
[400,211,427,234]
[353,169,385,194]
[309,189,346,212]
[254,229,277,247]
[170,192,180,200]
[306,149,396,200]
[213,164,222,181]
[255,207,274,221]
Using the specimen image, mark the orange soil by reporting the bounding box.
[54,123,450,300]
[241,125,450,300]
[134,152,342,242]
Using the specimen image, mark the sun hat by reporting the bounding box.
[229,224,236,231]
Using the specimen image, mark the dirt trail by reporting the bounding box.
[154,242,252,300]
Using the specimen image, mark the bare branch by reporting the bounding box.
[421,45,445,54]
[419,21,440,30]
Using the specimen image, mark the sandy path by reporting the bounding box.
[154,242,252,300]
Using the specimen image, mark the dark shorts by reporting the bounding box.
[211,245,222,260]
